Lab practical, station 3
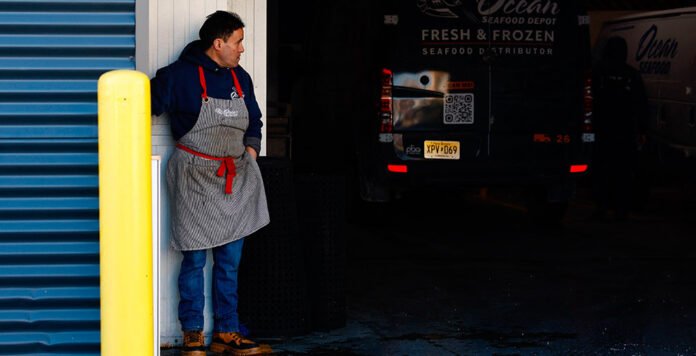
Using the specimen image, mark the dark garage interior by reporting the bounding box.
[180,0,696,354]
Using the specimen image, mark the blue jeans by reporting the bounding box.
[178,239,244,332]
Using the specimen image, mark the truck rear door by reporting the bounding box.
[486,2,589,168]
[383,0,491,162]
[383,1,589,170]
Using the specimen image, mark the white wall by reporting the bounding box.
[135,0,267,347]
[231,0,268,118]
[137,0,267,155]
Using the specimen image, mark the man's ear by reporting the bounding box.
[212,38,224,50]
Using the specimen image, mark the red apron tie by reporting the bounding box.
[217,157,236,195]
[176,143,237,195]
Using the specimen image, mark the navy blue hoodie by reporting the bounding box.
[150,40,263,154]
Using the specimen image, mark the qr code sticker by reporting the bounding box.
[443,93,474,124]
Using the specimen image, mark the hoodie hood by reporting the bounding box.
[179,40,220,71]
[150,39,263,151]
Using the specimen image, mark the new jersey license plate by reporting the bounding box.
[424,140,460,160]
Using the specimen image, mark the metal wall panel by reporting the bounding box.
[0,0,135,354]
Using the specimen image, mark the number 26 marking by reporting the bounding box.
[555,134,571,144]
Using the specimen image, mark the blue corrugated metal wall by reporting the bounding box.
[0,0,135,354]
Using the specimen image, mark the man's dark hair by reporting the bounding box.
[602,36,628,66]
[199,11,245,49]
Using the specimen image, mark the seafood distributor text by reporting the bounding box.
[422,46,553,56]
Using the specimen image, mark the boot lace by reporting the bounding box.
[184,331,204,345]
[228,332,255,346]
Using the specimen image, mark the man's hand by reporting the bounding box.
[245,146,258,160]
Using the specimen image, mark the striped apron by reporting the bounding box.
[166,66,270,251]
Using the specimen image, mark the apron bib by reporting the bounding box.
[166,66,269,251]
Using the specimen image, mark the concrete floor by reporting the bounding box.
[163,177,696,355]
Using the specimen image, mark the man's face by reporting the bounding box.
[216,28,245,68]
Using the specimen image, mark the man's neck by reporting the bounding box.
[204,47,225,68]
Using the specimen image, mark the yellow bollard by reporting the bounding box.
[98,70,153,356]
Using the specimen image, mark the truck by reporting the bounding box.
[596,8,696,174]
[360,0,594,222]
[288,0,595,224]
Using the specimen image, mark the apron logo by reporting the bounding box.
[215,108,239,117]
[230,90,241,99]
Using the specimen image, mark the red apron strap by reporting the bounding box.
[230,68,244,98]
[199,66,243,99]
[198,66,208,100]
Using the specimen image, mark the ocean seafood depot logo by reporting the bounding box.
[417,0,560,19]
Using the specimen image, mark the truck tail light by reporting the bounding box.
[570,164,588,173]
[379,68,393,134]
[387,164,408,173]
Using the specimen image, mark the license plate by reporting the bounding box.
[424,140,460,160]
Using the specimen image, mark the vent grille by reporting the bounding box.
[0,1,135,354]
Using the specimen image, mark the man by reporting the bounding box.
[151,11,271,356]
[591,36,649,221]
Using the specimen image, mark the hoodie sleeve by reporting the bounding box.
[150,66,174,116]
[242,73,263,155]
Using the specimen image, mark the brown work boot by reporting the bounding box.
[209,332,272,355]
[181,330,207,356]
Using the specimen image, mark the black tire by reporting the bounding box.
[529,201,569,227]
[526,186,569,227]
[344,164,392,226]
[344,185,385,227]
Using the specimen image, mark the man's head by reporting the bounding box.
[602,36,628,66]
[200,11,245,68]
